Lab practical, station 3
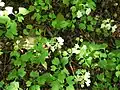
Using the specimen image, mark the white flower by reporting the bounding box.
[72,48,80,54]
[77,10,82,18]
[101,24,105,28]
[5,7,13,15]
[112,25,117,33]
[105,23,111,30]
[84,72,90,81]
[86,8,91,15]
[56,37,64,45]
[75,44,79,49]
[0,1,5,7]
[81,84,84,88]
[0,10,3,16]
[85,79,91,87]
[16,40,20,44]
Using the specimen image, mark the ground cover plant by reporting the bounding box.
[0,0,120,90]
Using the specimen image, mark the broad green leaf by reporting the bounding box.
[8,21,17,35]
[21,52,32,62]
[66,85,75,90]
[61,57,68,66]
[37,75,46,85]
[66,76,75,85]
[56,13,65,21]
[23,29,29,35]
[63,0,69,6]
[71,6,76,12]
[115,71,120,77]
[0,81,4,88]
[26,81,32,87]
[51,65,57,71]
[98,59,107,69]
[26,25,33,29]
[29,85,40,90]
[91,20,97,25]
[18,68,26,77]
[0,30,4,36]
[7,69,17,80]
[97,73,105,81]
[116,64,120,70]
[79,23,86,30]
[58,71,66,83]
[17,15,24,22]
[52,57,60,66]
[115,40,120,48]
[19,7,29,15]
[51,81,61,90]
[6,81,19,90]
[0,16,10,24]
[86,57,92,66]
[29,5,35,12]
[30,71,39,78]
[87,25,93,31]
[87,16,93,21]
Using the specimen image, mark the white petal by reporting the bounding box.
[5,7,13,14]
[0,2,5,7]
[86,8,91,15]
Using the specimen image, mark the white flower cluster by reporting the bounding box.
[46,37,64,52]
[0,0,28,16]
[84,72,91,87]
[14,37,35,50]
[101,19,117,33]
[77,4,91,18]
[75,70,91,88]
[0,0,14,16]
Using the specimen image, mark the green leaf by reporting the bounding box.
[18,68,26,78]
[97,73,105,81]
[0,30,4,36]
[29,5,35,12]
[7,69,17,80]
[115,40,120,48]
[116,64,120,70]
[91,20,97,25]
[19,7,29,15]
[26,25,33,29]
[51,81,61,90]
[52,57,60,65]
[66,76,74,85]
[79,23,86,30]
[61,57,68,66]
[58,71,66,83]
[30,71,39,78]
[29,85,40,90]
[87,25,93,31]
[115,71,120,77]
[26,81,32,87]
[23,29,29,35]
[6,81,19,90]
[98,60,107,69]
[0,81,4,88]
[0,16,10,24]
[66,85,75,90]
[56,13,65,21]
[71,6,76,12]
[17,15,24,22]
[86,57,92,66]
[63,0,69,6]
[87,16,93,21]
[21,52,32,62]
[51,65,57,71]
